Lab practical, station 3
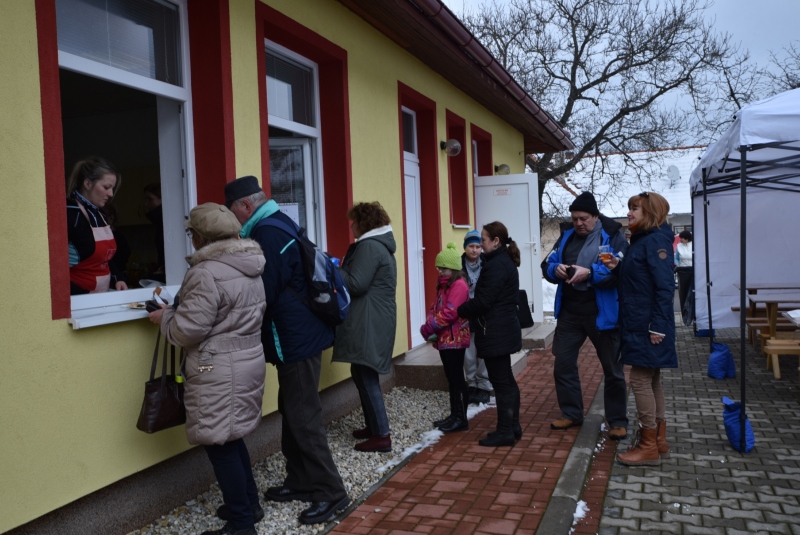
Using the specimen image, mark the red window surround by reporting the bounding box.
[36,0,236,319]
[255,3,353,259]
[446,110,469,225]
[470,123,493,225]
[398,82,442,347]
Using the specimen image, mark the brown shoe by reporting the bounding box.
[656,420,670,459]
[617,427,660,466]
[608,426,627,440]
[550,417,583,430]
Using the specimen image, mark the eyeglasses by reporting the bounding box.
[185,228,193,238]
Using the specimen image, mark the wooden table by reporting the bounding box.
[734,283,800,316]
[748,292,800,342]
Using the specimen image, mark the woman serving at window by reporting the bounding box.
[66,157,128,295]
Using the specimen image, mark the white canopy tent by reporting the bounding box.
[689,88,800,452]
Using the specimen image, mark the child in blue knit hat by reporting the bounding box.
[420,242,471,434]
[461,230,493,405]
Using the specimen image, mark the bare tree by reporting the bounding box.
[768,41,800,91]
[462,0,757,217]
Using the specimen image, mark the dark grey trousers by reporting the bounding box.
[552,310,628,427]
[276,353,347,502]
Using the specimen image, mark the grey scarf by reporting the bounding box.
[572,222,603,291]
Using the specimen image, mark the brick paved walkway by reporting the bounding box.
[330,342,608,535]
[599,325,800,535]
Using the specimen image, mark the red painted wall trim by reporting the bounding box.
[188,0,236,204]
[398,82,441,346]
[446,110,469,225]
[470,123,493,226]
[255,3,353,259]
[36,0,71,320]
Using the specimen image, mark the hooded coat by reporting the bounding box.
[332,226,397,374]
[616,223,678,368]
[457,246,521,358]
[160,238,267,446]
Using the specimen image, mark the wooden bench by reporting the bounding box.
[745,318,795,346]
[763,339,800,379]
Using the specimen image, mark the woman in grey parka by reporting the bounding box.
[149,203,266,535]
[332,202,397,453]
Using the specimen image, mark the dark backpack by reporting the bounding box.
[257,218,351,326]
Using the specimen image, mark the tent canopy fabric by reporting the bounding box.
[690,87,800,331]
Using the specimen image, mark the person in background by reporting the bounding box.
[461,230,493,405]
[675,230,693,323]
[601,192,677,466]
[422,242,471,434]
[457,222,522,447]
[332,202,397,453]
[149,203,266,535]
[224,176,349,525]
[143,182,165,282]
[541,191,629,441]
[66,157,128,295]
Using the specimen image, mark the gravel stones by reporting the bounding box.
[129,386,448,535]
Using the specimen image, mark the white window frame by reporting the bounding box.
[60,0,196,329]
[265,40,326,248]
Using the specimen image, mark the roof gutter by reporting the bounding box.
[410,0,574,151]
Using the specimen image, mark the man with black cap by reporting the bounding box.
[224,176,349,525]
[541,191,629,440]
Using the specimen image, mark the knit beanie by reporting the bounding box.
[463,229,481,249]
[435,242,463,270]
[568,192,599,216]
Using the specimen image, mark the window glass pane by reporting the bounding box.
[402,111,416,154]
[269,145,308,230]
[266,52,315,127]
[57,0,182,86]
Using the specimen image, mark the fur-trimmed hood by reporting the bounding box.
[187,238,265,277]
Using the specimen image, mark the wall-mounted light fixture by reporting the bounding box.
[440,139,462,157]
[494,164,511,175]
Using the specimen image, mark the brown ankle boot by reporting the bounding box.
[656,420,670,459]
[617,427,660,466]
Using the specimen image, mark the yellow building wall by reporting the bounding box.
[0,0,525,531]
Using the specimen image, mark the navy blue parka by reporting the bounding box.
[616,222,677,368]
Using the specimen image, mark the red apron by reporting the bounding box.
[69,203,118,293]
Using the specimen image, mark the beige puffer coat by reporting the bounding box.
[160,238,267,446]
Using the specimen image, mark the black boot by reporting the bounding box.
[440,389,468,433]
[479,391,515,447]
[433,387,457,428]
[488,388,521,440]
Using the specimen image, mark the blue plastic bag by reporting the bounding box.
[722,396,755,453]
[707,342,736,379]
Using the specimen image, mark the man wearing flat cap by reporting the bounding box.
[541,191,629,440]
[224,176,349,525]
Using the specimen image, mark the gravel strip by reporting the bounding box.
[128,386,450,535]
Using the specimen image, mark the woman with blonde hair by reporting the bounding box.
[601,192,677,466]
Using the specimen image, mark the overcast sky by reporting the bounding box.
[441,0,800,66]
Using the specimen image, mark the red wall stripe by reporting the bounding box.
[36,0,71,320]
[470,123,493,226]
[188,0,236,204]
[446,110,469,225]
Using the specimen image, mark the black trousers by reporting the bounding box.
[205,439,258,530]
[676,266,693,321]
[483,354,520,431]
[439,348,468,395]
[276,353,346,502]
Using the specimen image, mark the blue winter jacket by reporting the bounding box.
[616,223,677,369]
[241,201,334,365]
[542,216,628,330]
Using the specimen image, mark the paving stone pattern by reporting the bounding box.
[599,325,800,535]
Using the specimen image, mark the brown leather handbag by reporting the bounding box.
[136,332,186,433]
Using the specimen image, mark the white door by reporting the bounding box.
[402,109,426,347]
[474,173,543,323]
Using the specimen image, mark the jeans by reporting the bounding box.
[350,363,390,436]
[552,310,628,427]
[628,366,665,429]
[205,439,258,530]
[463,338,492,391]
[277,353,347,502]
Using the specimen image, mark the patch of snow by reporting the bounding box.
[573,500,590,525]
[542,279,558,312]
[376,429,444,473]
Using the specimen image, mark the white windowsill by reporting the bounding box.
[452,224,472,229]
[69,285,181,330]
